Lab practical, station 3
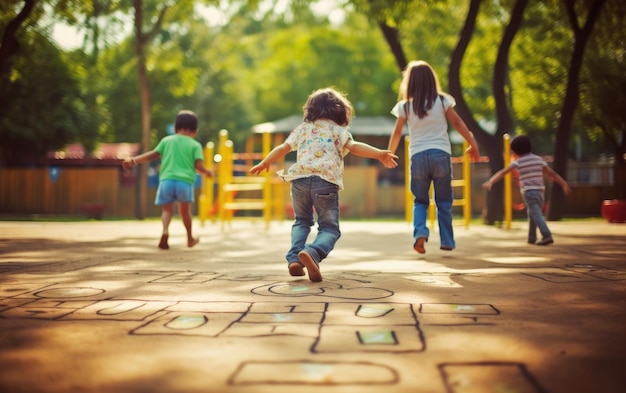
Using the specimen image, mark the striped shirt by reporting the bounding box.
[511,153,547,192]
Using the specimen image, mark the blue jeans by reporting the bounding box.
[286,176,341,265]
[523,189,551,242]
[410,149,455,249]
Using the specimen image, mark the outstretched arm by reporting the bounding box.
[387,117,406,154]
[544,166,571,195]
[446,108,480,161]
[482,165,514,191]
[194,160,213,177]
[345,139,398,169]
[122,150,161,169]
[249,142,292,175]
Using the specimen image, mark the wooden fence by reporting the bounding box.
[0,167,160,218]
[0,165,620,219]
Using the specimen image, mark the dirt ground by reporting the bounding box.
[0,218,625,393]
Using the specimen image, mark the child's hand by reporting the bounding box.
[562,183,571,195]
[482,181,492,191]
[379,151,399,169]
[122,159,133,170]
[466,145,480,161]
[249,163,269,175]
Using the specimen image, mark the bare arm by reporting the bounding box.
[194,160,213,177]
[446,108,480,161]
[345,139,398,169]
[249,142,292,175]
[122,150,161,169]
[387,117,406,154]
[482,165,515,191]
[543,166,571,195]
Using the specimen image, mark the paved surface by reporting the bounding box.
[0,218,625,393]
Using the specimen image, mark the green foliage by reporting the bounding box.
[0,30,88,166]
[1,0,624,166]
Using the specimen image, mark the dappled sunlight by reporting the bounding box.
[1,220,624,392]
[404,274,463,288]
[481,256,550,264]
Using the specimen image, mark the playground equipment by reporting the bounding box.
[198,141,215,225]
[404,137,472,229]
[503,133,513,229]
[198,129,276,230]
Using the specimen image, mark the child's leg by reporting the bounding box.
[159,203,174,249]
[286,180,314,264]
[524,190,552,242]
[526,208,537,244]
[409,153,432,250]
[426,150,454,250]
[178,202,199,247]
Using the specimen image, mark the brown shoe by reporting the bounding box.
[288,262,305,276]
[298,250,322,282]
[413,237,426,254]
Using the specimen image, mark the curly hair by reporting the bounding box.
[303,87,353,126]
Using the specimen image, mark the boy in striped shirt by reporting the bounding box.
[483,135,571,245]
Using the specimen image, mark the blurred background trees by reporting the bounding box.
[1,0,624,219]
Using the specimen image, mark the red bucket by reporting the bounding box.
[601,199,626,223]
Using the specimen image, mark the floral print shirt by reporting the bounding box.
[277,119,352,190]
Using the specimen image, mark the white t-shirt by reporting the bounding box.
[277,119,352,190]
[391,95,454,156]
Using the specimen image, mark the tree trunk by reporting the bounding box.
[378,21,407,71]
[548,0,606,220]
[134,0,150,220]
[0,0,37,118]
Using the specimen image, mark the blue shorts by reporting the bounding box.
[155,179,194,205]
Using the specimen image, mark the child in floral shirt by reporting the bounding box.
[250,87,398,282]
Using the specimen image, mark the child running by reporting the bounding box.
[387,60,480,254]
[483,134,571,245]
[123,110,212,249]
[249,87,398,282]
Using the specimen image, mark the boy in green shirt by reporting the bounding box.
[123,110,212,249]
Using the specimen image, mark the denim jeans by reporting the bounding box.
[410,149,455,249]
[523,189,551,242]
[286,176,341,265]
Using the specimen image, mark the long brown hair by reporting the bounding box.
[398,60,442,119]
[303,87,354,126]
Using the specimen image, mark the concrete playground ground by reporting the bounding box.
[0,217,625,393]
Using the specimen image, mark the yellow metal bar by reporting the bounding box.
[462,140,471,228]
[273,133,286,221]
[503,134,512,229]
[219,138,234,230]
[262,132,271,229]
[198,141,215,226]
[428,184,435,229]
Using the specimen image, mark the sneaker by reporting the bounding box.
[413,237,426,254]
[298,250,322,282]
[528,239,536,245]
[536,237,554,246]
[440,245,454,251]
[288,262,305,277]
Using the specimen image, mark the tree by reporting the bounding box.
[130,0,172,219]
[548,0,606,220]
[578,0,626,198]
[0,0,91,166]
[448,0,529,224]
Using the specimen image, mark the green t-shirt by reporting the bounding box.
[154,134,204,184]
